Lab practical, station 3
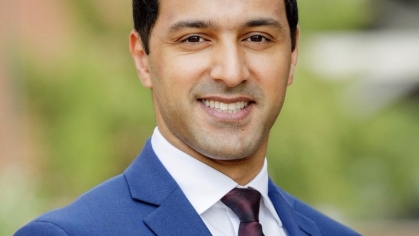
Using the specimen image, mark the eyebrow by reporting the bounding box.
[168,17,284,32]
[169,20,215,32]
[245,18,284,30]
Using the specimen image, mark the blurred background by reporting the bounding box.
[1,0,419,235]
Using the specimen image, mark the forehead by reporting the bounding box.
[156,0,287,29]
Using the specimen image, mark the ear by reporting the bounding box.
[129,30,153,88]
[287,26,300,86]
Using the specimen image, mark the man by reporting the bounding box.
[16,0,360,235]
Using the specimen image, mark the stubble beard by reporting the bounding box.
[157,79,282,162]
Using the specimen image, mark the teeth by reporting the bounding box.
[220,102,228,110]
[202,99,249,113]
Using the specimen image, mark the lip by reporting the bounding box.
[199,95,253,103]
[198,96,254,121]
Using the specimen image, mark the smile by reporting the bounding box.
[201,99,249,113]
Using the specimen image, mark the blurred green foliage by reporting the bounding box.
[268,69,419,219]
[21,33,156,198]
[299,0,372,31]
[4,0,419,234]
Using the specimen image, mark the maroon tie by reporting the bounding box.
[221,188,265,236]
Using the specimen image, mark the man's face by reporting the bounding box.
[131,0,298,161]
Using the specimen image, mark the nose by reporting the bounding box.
[209,42,250,87]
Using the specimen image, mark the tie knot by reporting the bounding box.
[221,188,262,222]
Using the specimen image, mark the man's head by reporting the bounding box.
[129,0,299,167]
[133,0,298,54]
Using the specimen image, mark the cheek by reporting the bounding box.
[151,53,209,103]
[249,55,291,87]
[171,52,211,81]
[248,55,291,112]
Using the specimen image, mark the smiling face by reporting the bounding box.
[130,0,299,163]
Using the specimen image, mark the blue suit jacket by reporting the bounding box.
[15,140,360,236]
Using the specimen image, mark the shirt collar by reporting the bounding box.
[151,127,282,226]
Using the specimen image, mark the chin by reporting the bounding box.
[197,144,258,161]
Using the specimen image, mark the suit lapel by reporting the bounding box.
[144,187,212,236]
[125,140,321,236]
[124,140,211,236]
[268,179,321,236]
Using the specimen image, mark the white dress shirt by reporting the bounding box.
[151,127,287,236]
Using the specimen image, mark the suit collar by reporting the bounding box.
[151,128,238,215]
[124,139,211,235]
[268,179,321,236]
[124,139,320,236]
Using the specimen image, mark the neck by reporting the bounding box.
[210,157,265,186]
[182,141,268,186]
[156,124,268,186]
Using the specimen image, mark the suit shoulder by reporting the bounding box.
[279,189,361,236]
[15,221,69,236]
[15,174,153,235]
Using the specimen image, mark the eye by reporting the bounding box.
[246,35,269,43]
[182,35,205,43]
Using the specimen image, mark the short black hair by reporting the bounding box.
[133,0,298,54]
